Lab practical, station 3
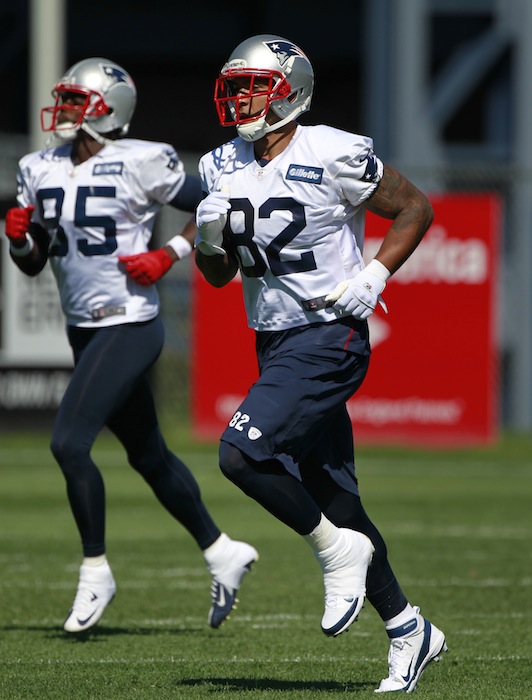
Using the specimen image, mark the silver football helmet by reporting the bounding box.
[41,57,137,142]
[214,34,314,142]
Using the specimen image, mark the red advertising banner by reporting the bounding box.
[191,194,500,446]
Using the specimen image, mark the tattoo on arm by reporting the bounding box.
[367,166,411,218]
[366,165,434,233]
[364,165,434,274]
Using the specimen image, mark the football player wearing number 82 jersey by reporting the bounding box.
[195,35,447,693]
[4,57,258,634]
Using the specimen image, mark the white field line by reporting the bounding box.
[2,575,531,592]
[2,448,532,477]
[381,523,532,539]
[6,605,532,630]
[1,654,530,666]
[2,522,531,544]
[0,449,198,467]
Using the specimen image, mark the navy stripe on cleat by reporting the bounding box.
[321,595,364,637]
[375,607,447,693]
[317,528,374,637]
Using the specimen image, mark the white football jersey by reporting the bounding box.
[16,138,187,327]
[199,124,383,331]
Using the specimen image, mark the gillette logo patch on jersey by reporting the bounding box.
[93,162,123,176]
[264,40,307,66]
[286,164,323,184]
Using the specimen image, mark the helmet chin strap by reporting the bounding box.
[45,120,79,146]
[236,113,295,143]
[236,117,268,142]
[80,121,122,146]
[44,120,128,149]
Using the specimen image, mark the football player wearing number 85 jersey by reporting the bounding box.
[4,57,257,634]
[196,35,447,693]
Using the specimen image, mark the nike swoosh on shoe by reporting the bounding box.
[216,586,226,608]
[401,658,415,683]
[76,610,98,627]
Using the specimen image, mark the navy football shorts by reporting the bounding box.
[220,317,371,494]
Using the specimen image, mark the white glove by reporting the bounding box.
[195,189,231,256]
[325,259,390,320]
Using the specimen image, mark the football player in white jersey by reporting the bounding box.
[195,36,447,693]
[3,58,257,634]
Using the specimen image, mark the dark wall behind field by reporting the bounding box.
[0,1,366,154]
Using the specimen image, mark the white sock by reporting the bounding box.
[203,533,230,565]
[303,514,341,553]
[384,604,419,635]
[82,554,107,568]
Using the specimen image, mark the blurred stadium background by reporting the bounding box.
[1,0,532,442]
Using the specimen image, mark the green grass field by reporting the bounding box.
[1,429,531,699]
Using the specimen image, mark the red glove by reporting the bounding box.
[5,206,35,244]
[118,248,173,286]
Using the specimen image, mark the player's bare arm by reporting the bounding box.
[119,211,198,287]
[163,216,197,263]
[195,248,239,288]
[179,215,198,247]
[194,186,236,287]
[6,219,49,277]
[10,242,46,276]
[119,215,197,286]
[365,164,434,275]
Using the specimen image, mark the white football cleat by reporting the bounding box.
[204,534,258,628]
[315,528,374,637]
[63,561,116,633]
[375,606,447,693]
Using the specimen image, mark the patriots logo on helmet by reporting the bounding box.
[102,65,131,86]
[264,40,305,67]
